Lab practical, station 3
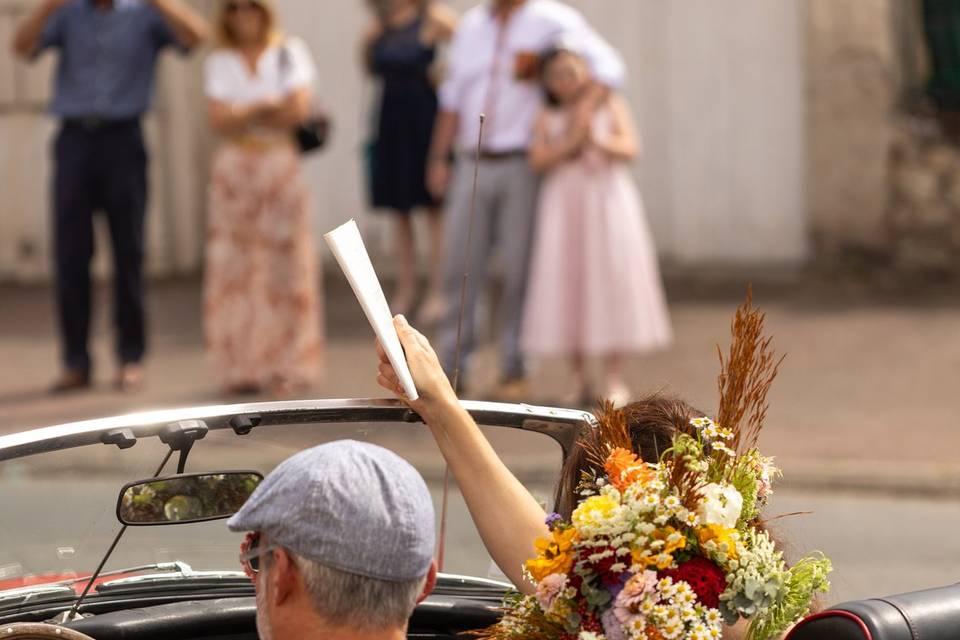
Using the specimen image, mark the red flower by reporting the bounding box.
[578,545,627,586]
[568,573,584,592]
[577,601,603,634]
[660,556,727,609]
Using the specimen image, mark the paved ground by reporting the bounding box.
[2,275,959,607]
[1,474,956,607]
[2,275,960,489]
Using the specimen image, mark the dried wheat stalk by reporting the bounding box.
[716,287,784,455]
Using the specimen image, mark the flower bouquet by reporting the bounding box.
[478,294,832,640]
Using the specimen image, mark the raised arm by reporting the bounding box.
[555,5,625,91]
[150,0,209,51]
[423,2,458,44]
[376,315,548,593]
[550,6,624,135]
[11,0,66,60]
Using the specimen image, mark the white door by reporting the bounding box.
[570,0,809,266]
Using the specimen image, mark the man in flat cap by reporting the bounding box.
[229,440,438,640]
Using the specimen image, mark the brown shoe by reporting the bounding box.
[116,364,144,392]
[487,378,530,404]
[49,370,91,394]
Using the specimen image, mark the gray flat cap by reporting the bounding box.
[228,440,435,582]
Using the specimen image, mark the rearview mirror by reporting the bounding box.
[117,471,262,526]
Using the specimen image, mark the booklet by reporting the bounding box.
[323,219,419,401]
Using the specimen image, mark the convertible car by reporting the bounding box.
[0,398,956,640]
[0,399,583,639]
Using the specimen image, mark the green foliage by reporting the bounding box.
[662,433,706,469]
[747,553,833,640]
[581,578,612,609]
[731,458,761,527]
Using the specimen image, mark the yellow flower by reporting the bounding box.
[630,547,675,571]
[629,527,686,571]
[654,526,687,555]
[525,527,577,582]
[698,524,739,559]
[571,494,620,528]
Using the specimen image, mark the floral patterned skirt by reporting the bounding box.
[204,142,323,390]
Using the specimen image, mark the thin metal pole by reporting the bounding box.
[438,114,486,572]
[451,113,486,393]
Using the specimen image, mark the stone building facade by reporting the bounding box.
[808,0,960,275]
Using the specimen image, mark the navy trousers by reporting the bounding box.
[52,119,148,374]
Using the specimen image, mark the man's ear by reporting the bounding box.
[270,547,299,606]
[416,560,438,604]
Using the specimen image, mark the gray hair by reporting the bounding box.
[290,551,427,630]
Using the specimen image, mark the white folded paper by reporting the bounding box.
[324,219,419,400]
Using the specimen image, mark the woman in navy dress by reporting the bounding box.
[362,0,456,322]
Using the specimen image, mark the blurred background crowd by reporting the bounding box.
[6,0,960,398]
[1,0,960,604]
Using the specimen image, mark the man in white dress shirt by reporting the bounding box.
[426,0,625,399]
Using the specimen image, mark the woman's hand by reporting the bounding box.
[250,98,282,122]
[376,315,459,417]
[426,158,451,201]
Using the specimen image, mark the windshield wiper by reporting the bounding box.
[0,562,225,611]
[94,562,248,594]
[0,584,77,610]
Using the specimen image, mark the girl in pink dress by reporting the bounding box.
[521,46,672,406]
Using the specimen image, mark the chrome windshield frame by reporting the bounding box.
[0,398,594,463]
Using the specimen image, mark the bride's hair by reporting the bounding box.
[553,395,707,519]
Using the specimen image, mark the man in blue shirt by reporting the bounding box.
[12,0,208,392]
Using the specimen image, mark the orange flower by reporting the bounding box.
[644,626,666,640]
[604,447,655,491]
[525,527,577,582]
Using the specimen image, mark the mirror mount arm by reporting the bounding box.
[175,442,193,474]
[159,420,208,474]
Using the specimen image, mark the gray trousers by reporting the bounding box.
[437,154,540,384]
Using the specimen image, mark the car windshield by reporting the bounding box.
[0,418,563,590]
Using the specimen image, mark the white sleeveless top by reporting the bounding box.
[203,37,316,106]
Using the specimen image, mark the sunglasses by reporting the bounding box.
[226,1,263,13]
[238,532,277,577]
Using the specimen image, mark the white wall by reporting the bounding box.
[571,0,808,265]
[285,0,809,267]
[0,0,808,282]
